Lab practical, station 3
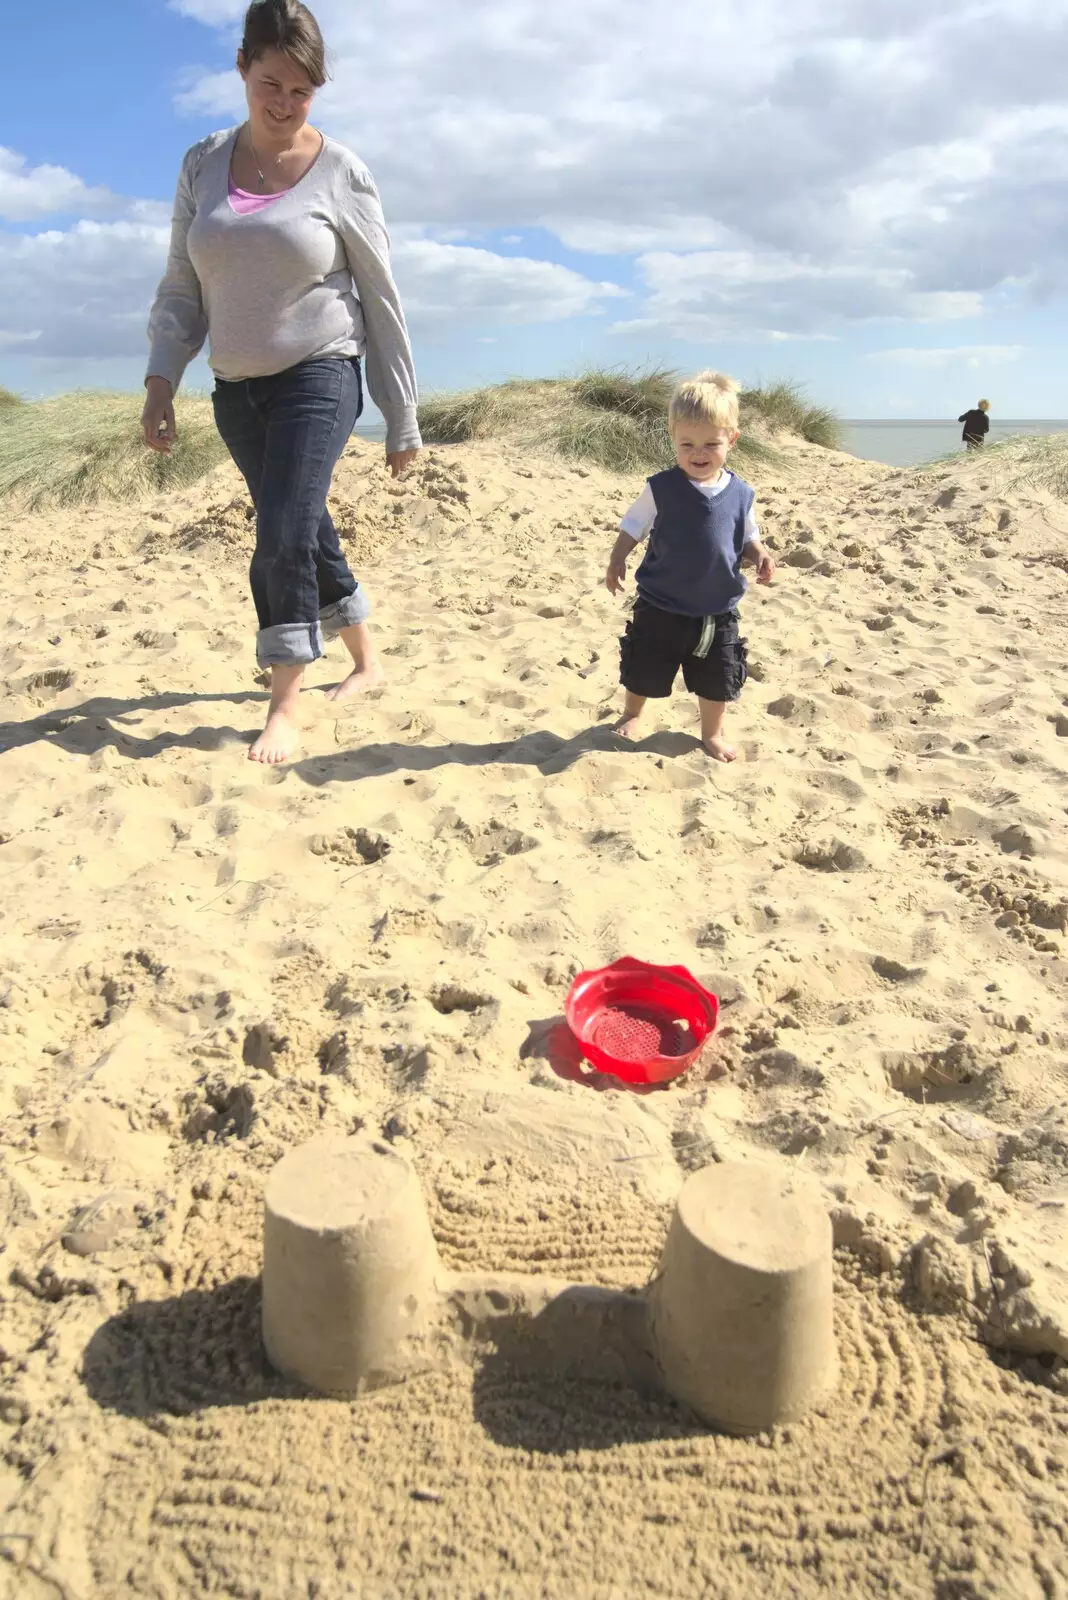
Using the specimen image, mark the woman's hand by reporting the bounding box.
[386,448,418,479]
[142,378,177,454]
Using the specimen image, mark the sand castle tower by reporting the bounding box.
[262,1137,838,1432]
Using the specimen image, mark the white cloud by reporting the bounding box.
[768,332,839,344]
[7,0,1068,382]
[174,69,243,119]
[0,220,172,360]
[394,240,623,327]
[168,0,246,21]
[0,148,122,223]
[163,0,1068,338]
[870,345,1026,369]
[547,218,733,256]
[619,249,983,340]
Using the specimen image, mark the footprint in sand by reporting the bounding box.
[309,827,391,865]
[25,667,77,696]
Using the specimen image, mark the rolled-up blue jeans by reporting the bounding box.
[211,356,370,668]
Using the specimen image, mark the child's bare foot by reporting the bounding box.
[702,733,737,763]
[325,660,385,702]
[614,691,647,740]
[249,708,300,764]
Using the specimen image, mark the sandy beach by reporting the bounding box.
[1,430,1067,1597]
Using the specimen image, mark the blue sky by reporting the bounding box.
[3,0,1068,419]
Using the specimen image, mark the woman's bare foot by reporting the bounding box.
[326,659,385,702]
[249,707,301,764]
[702,733,737,763]
[250,662,303,764]
[327,620,384,703]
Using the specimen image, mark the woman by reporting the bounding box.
[142,0,420,764]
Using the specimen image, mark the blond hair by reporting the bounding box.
[669,370,741,435]
[978,399,991,411]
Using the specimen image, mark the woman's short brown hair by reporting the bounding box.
[241,0,327,88]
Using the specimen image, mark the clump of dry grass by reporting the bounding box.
[739,380,842,450]
[554,368,676,472]
[416,378,568,445]
[0,370,843,508]
[1005,434,1068,500]
[0,390,227,510]
[418,367,827,475]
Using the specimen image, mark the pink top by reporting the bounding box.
[227,172,291,215]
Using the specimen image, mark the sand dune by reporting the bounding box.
[1,433,1066,1597]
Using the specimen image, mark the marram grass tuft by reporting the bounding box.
[0,390,227,510]
[419,368,841,474]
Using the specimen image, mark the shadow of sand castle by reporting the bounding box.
[82,1276,296,1418]
[81,1269,713,1452]
[471,1361,704,1453]
[81,1271,714,1460]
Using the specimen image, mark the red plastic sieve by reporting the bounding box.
[565,957,719,1085]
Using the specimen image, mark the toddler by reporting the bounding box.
[604,370,774,762]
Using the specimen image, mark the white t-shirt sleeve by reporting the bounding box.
[619,483,657,541]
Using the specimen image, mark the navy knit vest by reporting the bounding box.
[635,467,754,617]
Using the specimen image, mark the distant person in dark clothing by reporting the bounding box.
[959,399,991,448]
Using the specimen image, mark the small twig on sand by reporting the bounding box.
[195,880,254,914]
[981,1236,1009,1339]
[865,1109,913,1130]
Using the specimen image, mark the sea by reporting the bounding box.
[354,418,1068,470]
[840,419,1068,469]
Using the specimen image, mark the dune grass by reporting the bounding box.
[419,369,840,474]
[895,432,1068,503]
[739,380,842,451]
[418,374,678,473]
[0,369,844,508]
[1004,433,1068,499]
[556,368,677,472]
[0,390,227,511]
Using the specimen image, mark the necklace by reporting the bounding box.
[245,124,274,191]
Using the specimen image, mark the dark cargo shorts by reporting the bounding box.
[620,597,748,701]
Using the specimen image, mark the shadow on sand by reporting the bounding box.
[0,688,265,762]
[289,725,703,786]
[520,1014,669,1096]
[82,1273,707,1450]
[1,689,704,779]
[82,1276,294,1418]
